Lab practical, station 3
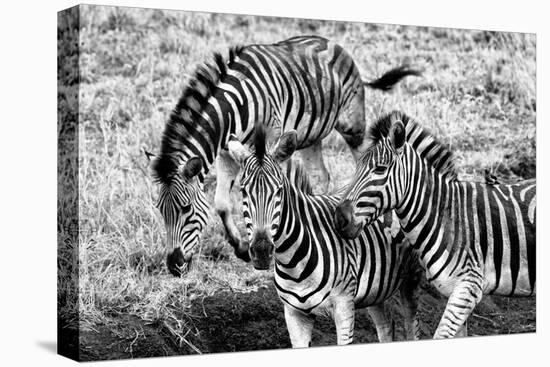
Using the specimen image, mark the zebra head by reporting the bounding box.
[228,128,298,270]
[335,120,407,239]
[148,154,210,277]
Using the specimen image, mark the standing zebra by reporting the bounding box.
[146,36,420,276]
[334,111,536,338]
[227,126,422,346]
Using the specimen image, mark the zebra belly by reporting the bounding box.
[354,282,401,309]
[275,284,355,317]
[424,266,462,298]
[483,266,535,296]
[427,276,459,298]
[276,277,402,314]
[282,94,340,148]
[418,245,474,297]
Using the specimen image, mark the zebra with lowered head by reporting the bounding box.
[145,35,420,276]
[334,111,536,338]
[227,125,422,347]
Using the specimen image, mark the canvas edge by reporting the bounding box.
[57,4,81,362]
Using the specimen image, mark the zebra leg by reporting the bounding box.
[284,304,315,348]
[335,84,368,161]
[399,256,422,340]
[400,279,421,340]
[433,279,483,339]
[366,304,393,342]
[456,322,468,338]
[214,150,250,262]
[333,298,355,345]
[297,141,331,193]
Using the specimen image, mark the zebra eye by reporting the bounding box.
[180,203,192,212]
[373,165,388,174]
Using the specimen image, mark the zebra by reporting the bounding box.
[226,125,422,346]
[334,111,536,338]
[145,36,420,276]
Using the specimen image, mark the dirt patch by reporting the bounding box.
[79,281,535,361]
[80,315,183,361]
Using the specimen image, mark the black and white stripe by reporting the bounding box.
[228,127,421,346]
[150,36,419,274]
[335,111,536,338]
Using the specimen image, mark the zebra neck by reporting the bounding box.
[395,150,456,256]
[169,76,265,174]
[273,178,318,268]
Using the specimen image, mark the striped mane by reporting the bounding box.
[253,123,267,165]
[152,46,244,184]
[369,111,458,180]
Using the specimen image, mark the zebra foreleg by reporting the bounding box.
[297,141,331,193]
[215,150,250,262]
[399,254,422,340]
[333,298,355,345]
[456,322,468,338]
[366,304,393,342]
[284,305,315,348]
[433,278,483,339]
[400,275,422,340]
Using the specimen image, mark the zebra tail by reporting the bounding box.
[364,65,422,91]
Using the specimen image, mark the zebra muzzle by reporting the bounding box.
[166,248,192,277]
[249,233,275,270]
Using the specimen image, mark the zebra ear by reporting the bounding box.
[227,138,251,165]
[143,148,158,177]
[390,121,406,153]
[273,130,298,162]
[180,157,203,179]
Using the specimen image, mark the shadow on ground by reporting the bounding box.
[36,341,57,354]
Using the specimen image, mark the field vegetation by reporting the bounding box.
[57,5,536,360]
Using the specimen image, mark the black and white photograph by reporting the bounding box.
[54,1,538,363]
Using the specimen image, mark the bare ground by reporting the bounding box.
[78,278,535,361]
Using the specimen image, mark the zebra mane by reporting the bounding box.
[152,46,244,184]
[369,111,458,180]
[283,159,314,195]
[253,123,267,164]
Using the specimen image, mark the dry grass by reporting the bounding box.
[57,4,535,358]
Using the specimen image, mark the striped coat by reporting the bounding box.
[335,111,536,338]
[228,127,421,346]
[148,36,419,276]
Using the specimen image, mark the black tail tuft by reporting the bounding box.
[365,65,422,91]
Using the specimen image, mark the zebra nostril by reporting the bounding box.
[167,248,187,277]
